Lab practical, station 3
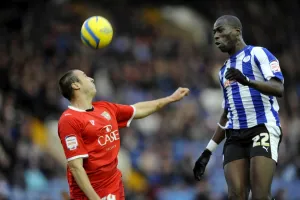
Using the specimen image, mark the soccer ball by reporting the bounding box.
[80,16,113,49]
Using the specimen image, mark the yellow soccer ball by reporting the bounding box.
[80,16,113,49]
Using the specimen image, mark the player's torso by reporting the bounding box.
[220,46,279,129]
[74,106,121,175]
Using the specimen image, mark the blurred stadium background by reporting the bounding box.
[0,0,300,199]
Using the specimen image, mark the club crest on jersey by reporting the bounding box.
[65,135,78,150]
[243,55,251,62]
[270,61,281,72]
[101,111,111,120]
[224,79,236,88]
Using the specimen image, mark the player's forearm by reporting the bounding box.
[247,79,284,97]
[206,110,227,152]
[133,97,174,119]
[69,166,101,200]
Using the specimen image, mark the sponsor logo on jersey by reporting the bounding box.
[270,61,281,73]
[101,111,111,120]
[98,125,119,146]
[65,135,78,150]
[224,79,236,88]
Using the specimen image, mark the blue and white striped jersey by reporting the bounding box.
[219,45,284,129]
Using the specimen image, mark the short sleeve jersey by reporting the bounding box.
[219,45,284,129]
[58,101,135,198]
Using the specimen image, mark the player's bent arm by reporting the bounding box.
[247,78,284,97]
[133,87,189,119]
[68,158,101,200]
[206,109,228,153]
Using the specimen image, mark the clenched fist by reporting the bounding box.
[169,87,190,102]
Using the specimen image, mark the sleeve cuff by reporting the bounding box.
[126,105,136,127]
[67,154,88,161]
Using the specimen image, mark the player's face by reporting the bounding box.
[213,21,238,53]
[73,70,96,97]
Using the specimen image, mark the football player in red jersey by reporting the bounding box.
[58,69,189,200]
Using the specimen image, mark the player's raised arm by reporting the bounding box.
[58,116,101,200]
[132,87,189,119]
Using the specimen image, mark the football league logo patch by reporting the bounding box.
[101,111,111,120]
[270,61,281,73]
[65,135,78,150]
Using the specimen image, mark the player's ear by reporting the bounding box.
[71,82,80,90]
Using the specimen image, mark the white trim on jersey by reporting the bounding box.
[68,106,86,112]
[67,154,89,161]
[126,105,136,127]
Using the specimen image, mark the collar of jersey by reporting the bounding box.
[68,106,87,112]
[230,45,250,59]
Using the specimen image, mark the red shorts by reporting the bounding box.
[71,180,125,200]
[98,180,125,200]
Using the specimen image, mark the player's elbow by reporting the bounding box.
[68,158,84,171]
[275,85,284,98]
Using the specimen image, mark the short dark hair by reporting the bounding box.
[217,15,242,32]
[58,70,80,101]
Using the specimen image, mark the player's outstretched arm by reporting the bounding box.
[193,109,228,181]
[68,158,101,200]
[132,87,189,119]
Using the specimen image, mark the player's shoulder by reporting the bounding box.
[58,109,83,125]
[250,46,273,55]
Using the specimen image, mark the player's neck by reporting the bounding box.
[228,40,247,56]
[70,97,93,111]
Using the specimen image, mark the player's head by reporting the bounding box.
[59,69,96,101]
[213,15,243,53]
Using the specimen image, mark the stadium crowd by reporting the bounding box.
[0,0,300,199]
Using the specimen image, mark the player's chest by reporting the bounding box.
[81,110,119,145]
[221,56,259,88]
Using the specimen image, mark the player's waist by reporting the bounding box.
[68,167,121,185]
[226,119,280,129]
[228,109,279,118]
[68,169,122,197]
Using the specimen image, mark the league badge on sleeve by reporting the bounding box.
[270,61,281,73]
[65,135,78,150]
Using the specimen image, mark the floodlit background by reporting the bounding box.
[0,0,299,199]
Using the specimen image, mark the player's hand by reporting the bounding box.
[193,149,212,181]
[169,87,190,102]
[225,68,250,86]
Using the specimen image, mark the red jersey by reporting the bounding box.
[58,101,135,199]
